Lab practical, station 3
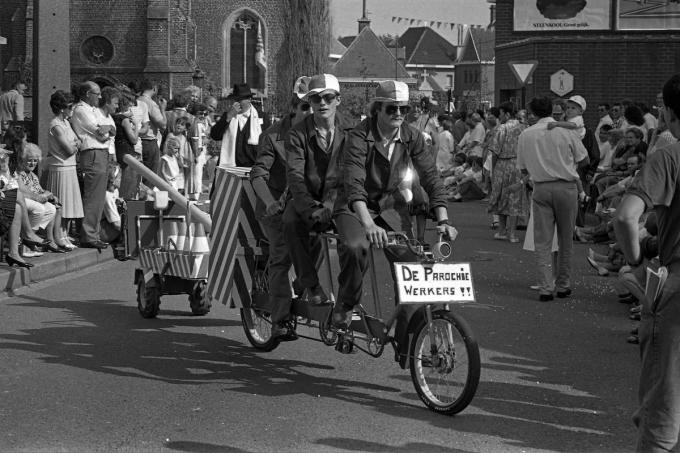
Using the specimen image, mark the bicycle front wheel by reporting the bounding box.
[409,310,480,415]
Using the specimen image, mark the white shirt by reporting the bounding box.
[237,107,251,130]
[70,101,109,150]
[595,114,614,147]
[517,117,588,183]
[130,102,149,155]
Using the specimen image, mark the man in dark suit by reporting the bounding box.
[250,76,312,340]
[283,74,354,307]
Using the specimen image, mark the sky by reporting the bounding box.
[330,0,492,46]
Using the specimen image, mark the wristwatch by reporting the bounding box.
[437,219,450,226]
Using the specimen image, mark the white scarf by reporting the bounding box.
[219,107,261,168]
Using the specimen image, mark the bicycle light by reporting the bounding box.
[432,241,452,260]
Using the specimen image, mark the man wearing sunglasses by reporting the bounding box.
[284,73,354,307]
[332,80,457,355]
[250,76,313,340]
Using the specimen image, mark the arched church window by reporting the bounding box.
[228,11,265,91]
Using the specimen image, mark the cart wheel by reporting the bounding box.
[189,280,211,315]
[137,275,161,319]
[319,310,338,346]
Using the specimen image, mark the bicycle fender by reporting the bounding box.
[395,306,427,369]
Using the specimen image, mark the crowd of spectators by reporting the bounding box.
[0,78,220,266]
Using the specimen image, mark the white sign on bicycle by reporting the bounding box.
[394,262,475,304]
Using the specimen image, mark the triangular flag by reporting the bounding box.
[392,16,396,22]
[430,21,435,27]
[410,19,415,25]
[437,21,442,28]
[450,23,455,30]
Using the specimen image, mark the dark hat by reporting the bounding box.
[227,83,254,101]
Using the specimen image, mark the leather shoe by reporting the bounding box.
[539,293,554,302]
[332,305,353,328]
[271,322,298,341]
[556,288,572,298]
[306,284,331,306]
[80,240,109,250]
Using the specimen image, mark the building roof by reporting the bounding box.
[331,39,347,56]
[332,26,411,80]
[338,36,356,49]
[457,27,495,63]
[398,27,457,66]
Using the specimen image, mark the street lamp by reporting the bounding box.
[192,67,205,102]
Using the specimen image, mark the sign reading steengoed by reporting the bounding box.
[395,263,475,304]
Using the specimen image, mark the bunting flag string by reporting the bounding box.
[390,15,485,31]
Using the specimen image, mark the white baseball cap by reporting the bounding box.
[293,76,311,99]
[305,74,340,98]
[568,95,587,112]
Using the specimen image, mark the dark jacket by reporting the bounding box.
[210,111,258,166]
[579,126,601,181]
[250,114,293,219]
[335,117,447,222]
[286,112,355,222]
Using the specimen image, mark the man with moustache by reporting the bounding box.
[332,80,457,358]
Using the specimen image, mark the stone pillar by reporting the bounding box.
[32,0,70,153]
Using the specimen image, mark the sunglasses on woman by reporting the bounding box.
[308,93,337,104]
[384,105,411,115]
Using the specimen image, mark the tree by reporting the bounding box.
[274,0,331,115]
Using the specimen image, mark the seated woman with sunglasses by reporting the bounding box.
[0,147,50,267]
[17,143,69,253]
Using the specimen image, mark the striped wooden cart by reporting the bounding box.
[134,199,211,318]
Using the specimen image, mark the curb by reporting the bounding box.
[0,248,116,294]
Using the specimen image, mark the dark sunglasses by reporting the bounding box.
[308,93,337,104]
[299,102,311,112]
[384,105,411,115]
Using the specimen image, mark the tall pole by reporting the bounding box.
[234,19,252,82]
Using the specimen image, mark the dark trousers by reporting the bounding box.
[335,213,419,309]
[282,203,324,290]
[119,154,142,200]
[262,216,293,324]
[141,139,160,185]
[634,270,680,452]
[78,148,109,243]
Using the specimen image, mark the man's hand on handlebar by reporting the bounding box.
[437,224,459,242]
[364,220,389,248]
[310,206,333,225]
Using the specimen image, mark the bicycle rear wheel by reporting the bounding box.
[240,307,280,351]
[409,310,480,415]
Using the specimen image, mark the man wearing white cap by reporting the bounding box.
[333,80,457,357]
[284,73,355,306]
[250,76,313,340]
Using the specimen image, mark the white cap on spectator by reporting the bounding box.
[568,95,587,113]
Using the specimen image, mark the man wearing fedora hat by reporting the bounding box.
[284,73,355,306]
[210,82,261,167]
[250,76,312,340]
[332,80,458,353]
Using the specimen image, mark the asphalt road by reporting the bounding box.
[0,201,640,453]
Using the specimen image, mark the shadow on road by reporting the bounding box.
[316,437,472,452]
[164,440,253,453]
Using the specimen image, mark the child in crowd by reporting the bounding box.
[441,152,468,188]
[102,163,122,240]
[160,135,185,193]
[549,95,586,139]
[161,117,189,193]
[449,156,485,202]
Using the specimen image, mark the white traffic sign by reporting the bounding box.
[394,262,476,304]
[508,60,538,85]
[550,69,574,97]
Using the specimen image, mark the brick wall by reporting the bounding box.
[495,0,680,127]
[70,0,147,73]
[192,0,286,100]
